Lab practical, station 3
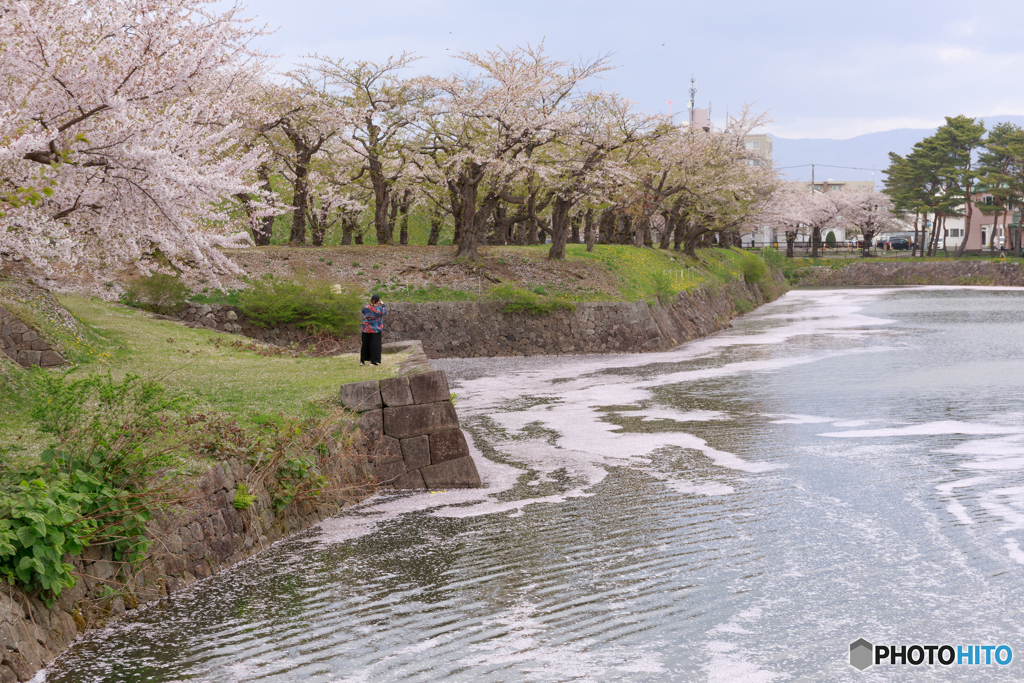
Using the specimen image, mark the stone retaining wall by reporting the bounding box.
[341,370,482,489]
[0,451,374,682]
[169,275,785,361]
[0,305,65,368]
[384,276,785,359]
[175,302,312,347]
[796,260,1024,287]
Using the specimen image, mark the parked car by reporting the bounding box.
[889,237,911,250]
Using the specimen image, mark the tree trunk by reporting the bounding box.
[289,161,309,245]
[582,208,594,246]
[369,151,393,246]
[658,213,673,250]
[861,230,875,257]
[398,189,412,245]
[341,213,355,245]
[384,194,399,245]
[240,164,275,246]
[672,216,684,251]
[548,197,573,260]
[683,223,704,257]
[310,207,327,247]
[570,212,581,244]
[928,213,942,256]
[786,230,796,258]
[911,212,920,257]
[452,175,503,262]
[810,226,821,257]
[453,177,479,262]
[956,194,974,257]
[428,207,443,246]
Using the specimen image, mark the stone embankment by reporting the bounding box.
[0,334,460,682]
[341,369,481,490]
[385,276,785,359]
[175,302,309,346]
[171,276,785,360]
[796,260,1024,287]
[0,445,374,682]
[0,304,65,368]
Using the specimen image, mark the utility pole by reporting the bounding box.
[811,164,815,193]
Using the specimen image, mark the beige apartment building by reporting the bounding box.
[743,134,773,168]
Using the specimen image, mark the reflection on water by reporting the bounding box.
[44,287,1024,681]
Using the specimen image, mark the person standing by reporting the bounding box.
[360,294,387,366]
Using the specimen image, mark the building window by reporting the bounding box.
[745,141,760,150]
[748,159,761,167]
[983,196,995,205]
[946,228,964,238]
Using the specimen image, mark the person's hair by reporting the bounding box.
[370,294,381,303]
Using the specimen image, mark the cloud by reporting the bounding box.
[227,0,1024,139]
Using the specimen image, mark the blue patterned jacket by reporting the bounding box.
[361,303,387,334]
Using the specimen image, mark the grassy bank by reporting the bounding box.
[1,288,402,606]
[1,294,405,461]
[368,245,770,305]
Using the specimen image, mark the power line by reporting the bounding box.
[776,163,881,172]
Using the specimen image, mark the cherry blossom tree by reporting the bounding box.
[543,92,663,259]
[0,0,269,281]
[761,186,811,257]
[419,43,611,263]
[839,188,901,257]
[297,53,431,245]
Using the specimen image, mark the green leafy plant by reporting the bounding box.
[233,484,257,510]
[120,273,190,315]
[237,275,362,335]
[0,372,191,605]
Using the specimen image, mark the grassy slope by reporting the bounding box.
[1,295,406,459]
[375,245,751,304]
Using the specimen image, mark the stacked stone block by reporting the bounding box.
[0,305,65,367]
[176,302,310,347]
[339,370,482,489]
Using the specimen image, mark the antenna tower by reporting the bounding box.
[688,76,696,125]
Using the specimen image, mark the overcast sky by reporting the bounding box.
[236,0,1024,140]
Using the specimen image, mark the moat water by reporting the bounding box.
[42,287,1024,681]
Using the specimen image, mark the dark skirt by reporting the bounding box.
[360,332,382,365]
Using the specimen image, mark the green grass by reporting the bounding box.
[366,245,762,305]
[553,244,748,302]
[371,283,478,303]
[0,296,406,460]
[267,208,455,247]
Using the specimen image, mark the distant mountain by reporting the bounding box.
[771,115,1024,185]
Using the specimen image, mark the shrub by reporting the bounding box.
[488,284,576,315]
[825,231,837,248]
[738,251,767,284]
[237,275,362,335]
[120,273,190,315]
[0,372,191,605]
[651,271,676,305]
